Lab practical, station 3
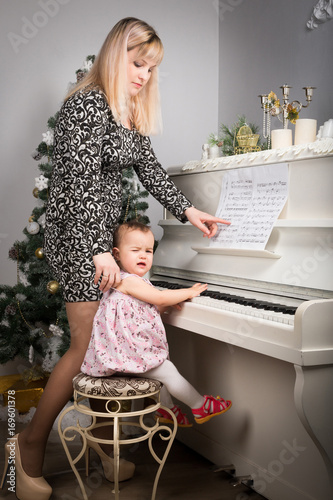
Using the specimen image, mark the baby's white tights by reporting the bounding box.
[139,359,204,410]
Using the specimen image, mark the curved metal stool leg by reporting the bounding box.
[57,403,89,500]
[112,415,120,499]
[148,405,178,500]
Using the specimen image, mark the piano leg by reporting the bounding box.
[294,364,333,492]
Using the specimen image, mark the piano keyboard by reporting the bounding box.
[151,280,302,326]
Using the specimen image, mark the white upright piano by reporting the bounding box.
[151,141,333,500]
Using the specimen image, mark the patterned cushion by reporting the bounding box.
[73,372,162,398]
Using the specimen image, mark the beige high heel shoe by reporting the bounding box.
[1,435,52,500]
[85,432,135,482]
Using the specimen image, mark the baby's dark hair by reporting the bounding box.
[113,220,152,248]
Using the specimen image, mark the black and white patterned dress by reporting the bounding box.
[44,88,192,302]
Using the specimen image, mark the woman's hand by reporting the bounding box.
[93,252,121,292]
[184,206,230,238]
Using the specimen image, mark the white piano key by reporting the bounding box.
[191,296,295,325]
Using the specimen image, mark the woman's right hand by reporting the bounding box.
[93,252,121,292]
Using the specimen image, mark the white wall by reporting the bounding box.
[218,0,333,135]
[0,0,219,286]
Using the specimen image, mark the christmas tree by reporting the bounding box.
[0,56,150,381]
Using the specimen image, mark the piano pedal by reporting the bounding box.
[214,464,236,475]
[229,475,254,488]
[214,466,254,488]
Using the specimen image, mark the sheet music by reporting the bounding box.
[210,163,288,250]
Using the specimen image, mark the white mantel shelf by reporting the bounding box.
[168,138,333,175]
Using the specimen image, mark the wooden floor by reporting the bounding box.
[0,422,266,500]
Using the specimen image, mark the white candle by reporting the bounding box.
[271,129,292,149]
[294,119,317,145]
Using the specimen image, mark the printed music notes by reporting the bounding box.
[211,163,288,250]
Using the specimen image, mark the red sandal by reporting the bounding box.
[155,405,193,428]
[192,395,232,424]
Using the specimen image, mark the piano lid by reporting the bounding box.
[152,145,333,300]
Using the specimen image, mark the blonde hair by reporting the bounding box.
[66,17,164,136]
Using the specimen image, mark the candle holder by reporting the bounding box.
[258,85,316,148]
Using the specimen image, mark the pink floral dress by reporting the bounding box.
[81,271,169,376]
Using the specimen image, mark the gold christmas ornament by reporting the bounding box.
[35,247,44,259]
[33,187,39,198]
[47,280,59,294]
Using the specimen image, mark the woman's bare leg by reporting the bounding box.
[18,301,99,477]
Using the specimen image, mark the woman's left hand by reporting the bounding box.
[184,206,230,238]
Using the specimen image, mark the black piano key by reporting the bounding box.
[151,281,164,287]
[269,305,285,312]
[150,280,298,316]
[282,307,297,315]
[240,298,255,304]
[250,301,267,309]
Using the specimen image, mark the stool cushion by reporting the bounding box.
[73,373,162,398]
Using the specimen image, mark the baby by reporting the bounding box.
[81,220,231,425]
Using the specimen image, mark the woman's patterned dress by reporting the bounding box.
[80,271,169,376]
[44,88,192,302]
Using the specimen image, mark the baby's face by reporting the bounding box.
[115,229,154,277]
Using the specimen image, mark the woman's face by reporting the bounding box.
[127,47,156,97]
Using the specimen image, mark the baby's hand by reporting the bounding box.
[188,283,208,299]
[160,303,183,314]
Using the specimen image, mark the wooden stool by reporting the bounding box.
[58,373,178,500]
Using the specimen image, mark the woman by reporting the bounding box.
[4,18,229,500]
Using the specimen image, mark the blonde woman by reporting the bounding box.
[2,18,229,500]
